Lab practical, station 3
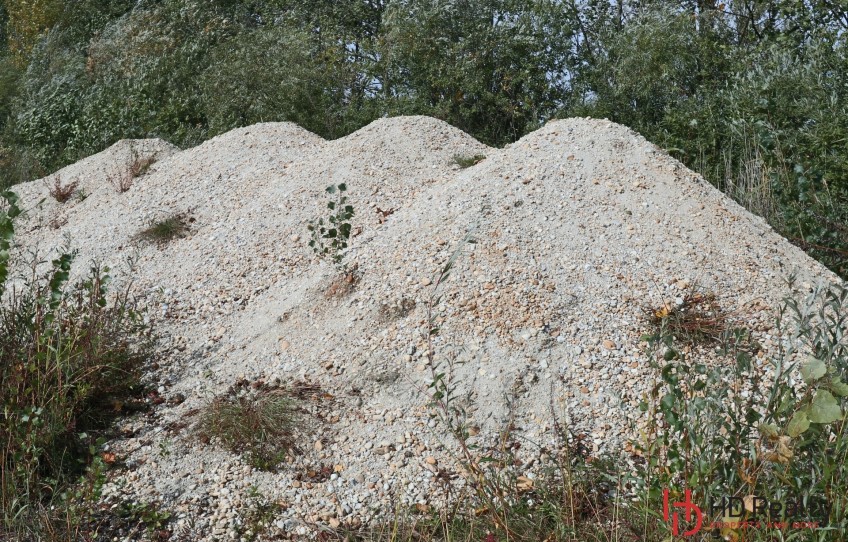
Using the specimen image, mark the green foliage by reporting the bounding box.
[452,153,486,169]
[637,281,848,539]
[307,183,355,271]
[0,0,846,278]
[0,191,153,538]
[200,25,356,139]
[383,0,574,146]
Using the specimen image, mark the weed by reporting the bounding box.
[130,155,156,179]
[0,190,154,539]
[646,287,728,344]
[46,175,78,203]
[115,500,173,538]
[308,183,355,271]
[452,154,486,169]
[110,144,157,193]
[197,382,306,471]
[237,486,285,541]
[136,213,191,245]
[634,280,848,539]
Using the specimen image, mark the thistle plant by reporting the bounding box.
[307,183,354,271]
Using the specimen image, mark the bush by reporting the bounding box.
[0,190,153,539]
[636,280,848,539]
[200,24,356,139]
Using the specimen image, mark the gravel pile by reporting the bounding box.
[9,116,840,540]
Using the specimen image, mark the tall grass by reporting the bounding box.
[0,190,154,540]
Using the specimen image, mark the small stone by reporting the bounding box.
[420,277,432,287]
[425,457,437,465]
[314,440,323,452]
[602,340,616,350]
[279,340,291,351]
[290,234,300,242]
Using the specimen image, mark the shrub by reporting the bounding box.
[635,280,848,539]
[0,190,153,539]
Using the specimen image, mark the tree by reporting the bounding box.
[381,0,576,146]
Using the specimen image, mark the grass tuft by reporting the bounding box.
[452,154,486,169]
[1,191,154,540]
[136,213,191,245]
[197,384,305,471]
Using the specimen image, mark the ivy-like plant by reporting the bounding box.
[307,183,354,271]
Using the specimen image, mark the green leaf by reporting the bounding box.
[326,185,336,194]
[830,378,848,397]
[758,423,780,439]
[338,183,347,191]
[809,390,842,424]
[801,358,827,383]
[786,409,810,437]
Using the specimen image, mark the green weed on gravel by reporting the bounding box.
[452,154,486,169]
[198,383,306,471]
[0,190,155,540]
[136,213,191,246]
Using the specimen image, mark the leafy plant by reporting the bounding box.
[635,279,848,539]
[307,183,354,271]
[0,191,154,539]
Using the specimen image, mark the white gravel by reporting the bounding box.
[8,115,841,539]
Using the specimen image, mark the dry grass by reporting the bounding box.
[130,155,156,178]
[647,288,728,344]
[110,148,157,193]
[197,384,305,471]
[46,175,78,203]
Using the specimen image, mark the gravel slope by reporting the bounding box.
[9,116,841,539]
